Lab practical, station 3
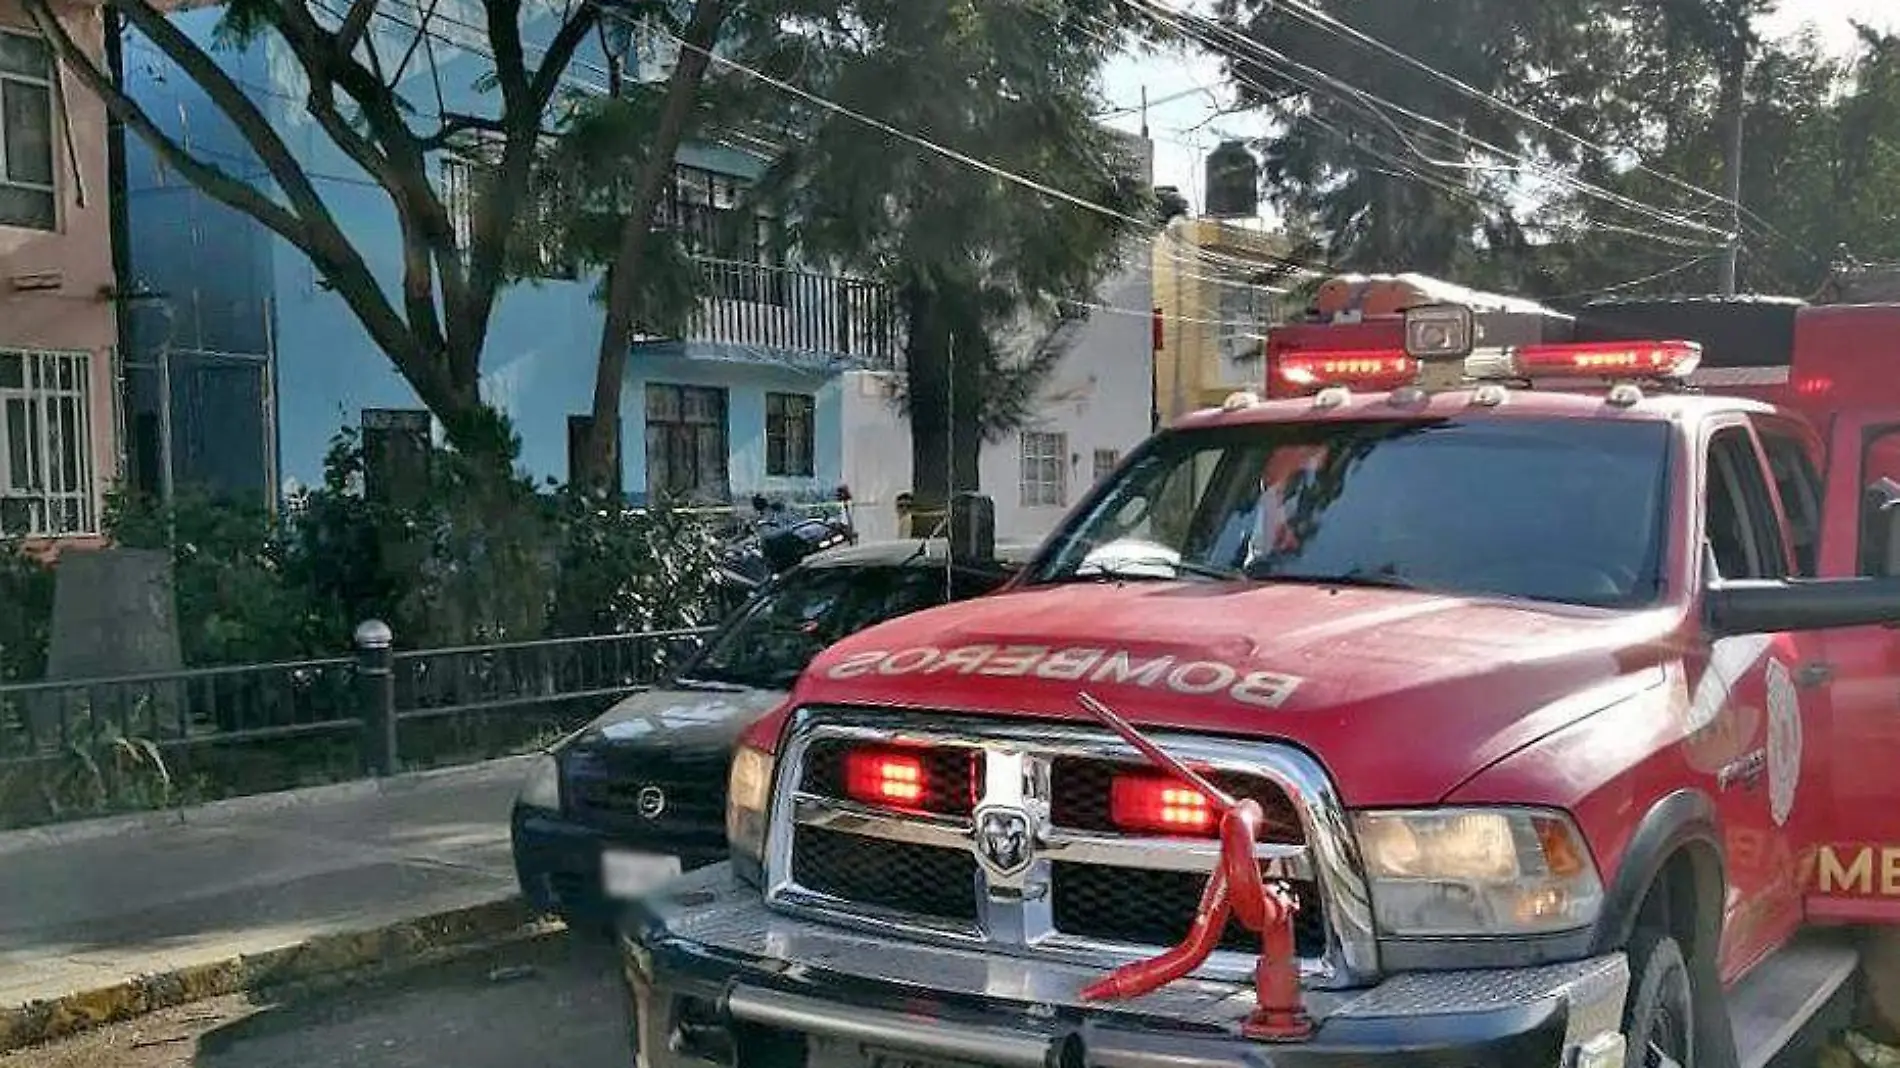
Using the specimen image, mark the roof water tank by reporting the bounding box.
[1204,140,1260,219]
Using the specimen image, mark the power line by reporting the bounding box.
[1231,0,1826,266]
[1128,0,1735,243]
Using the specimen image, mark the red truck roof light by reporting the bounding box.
[1273,351,1420,393]
[1509,339,1703,379]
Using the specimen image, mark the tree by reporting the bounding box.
[1205,0,1745,288]
[28,0,599,461]
[747,0,1151,511]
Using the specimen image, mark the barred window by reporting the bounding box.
[766,392,814,477]
[0,350,94,537]
[1020,431,1068,508]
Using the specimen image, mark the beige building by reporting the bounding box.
[1151,216,1290,425]
[0,0,118,548]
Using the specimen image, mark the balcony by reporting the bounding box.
[651,258,900,370]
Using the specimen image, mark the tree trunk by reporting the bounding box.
[576,0,730,498]
[905,280,984,529]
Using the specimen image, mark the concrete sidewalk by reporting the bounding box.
[0,757,547,1052]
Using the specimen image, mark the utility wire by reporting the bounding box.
[1215,0,1825,266]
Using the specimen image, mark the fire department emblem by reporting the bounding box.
[974,806,1034,877]
[1764,657,1802,828]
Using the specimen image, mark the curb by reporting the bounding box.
[0,895,546,1054]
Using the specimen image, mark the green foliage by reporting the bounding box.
[0,544,54,684]
[69,422,730,671]
[549,493,726,640]
[1205,0,1900,299]
[747,0,1151,494]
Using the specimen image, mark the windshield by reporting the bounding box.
[1032,417,1672,609]
[678,562,999,689]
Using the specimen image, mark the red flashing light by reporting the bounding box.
[1110,773,1218,836]
[1511,340,1701,379]
[1796,375,1834,397]
[844,748,929,809]
[1273,350,1419,394]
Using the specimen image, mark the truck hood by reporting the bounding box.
[791,582,1681,806]
[567,683,788,764]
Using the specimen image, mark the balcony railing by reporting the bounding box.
[672,258,901,368]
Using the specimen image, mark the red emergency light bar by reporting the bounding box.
[1262,338,1702,398]
[1508,339,1703,378]
[1271,350,1420,394]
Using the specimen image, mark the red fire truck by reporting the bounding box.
[618,283,1900,1068]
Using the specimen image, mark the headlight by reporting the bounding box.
[726,744,776,878]
[517,753,561,811]
[1353,808,1603,938]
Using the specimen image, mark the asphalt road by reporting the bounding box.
[2,932,632,1068]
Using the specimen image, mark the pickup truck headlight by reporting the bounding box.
[517,753,561,812]
[727,743,776,879]
[1353,808,1603,938]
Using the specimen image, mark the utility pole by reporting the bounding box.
[1717,20,1748,296]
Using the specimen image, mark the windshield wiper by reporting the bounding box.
[1050,557,1241,585]
[1260,566,1425,592]
[672,674,751,692]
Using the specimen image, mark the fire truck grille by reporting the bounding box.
[791,825,979,922]
[1051,863,1328,957]
[1049,756,1305,844]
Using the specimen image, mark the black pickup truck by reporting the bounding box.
[510,537,1031,927]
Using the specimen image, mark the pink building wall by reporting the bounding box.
[0,0,118,547]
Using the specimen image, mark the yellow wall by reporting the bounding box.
[1151,217,1291,425]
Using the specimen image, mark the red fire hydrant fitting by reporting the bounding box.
[1075,693,1315,1043]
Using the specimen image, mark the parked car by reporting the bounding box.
[510,536,1032,928]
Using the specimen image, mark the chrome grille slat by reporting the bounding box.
[764,708,1381,989]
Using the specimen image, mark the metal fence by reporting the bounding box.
[0,624,713,787]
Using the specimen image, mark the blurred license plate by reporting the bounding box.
[600,850,680,899]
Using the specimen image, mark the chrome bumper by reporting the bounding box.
[621,864,1632,1068]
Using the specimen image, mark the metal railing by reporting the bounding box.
[684,258,900,367]
[0,623,715,797]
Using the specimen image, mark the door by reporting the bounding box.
[1807,415,1900,912]
[1698,422,1823,978]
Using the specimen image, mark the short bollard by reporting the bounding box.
[355,619,397,776]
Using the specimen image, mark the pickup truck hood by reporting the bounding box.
[791,582,1682,807]
[567,684,788,764]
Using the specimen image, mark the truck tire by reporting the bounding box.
[1624,929,1695,1068]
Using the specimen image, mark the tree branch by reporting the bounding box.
[30,3,425,385]
[110,1,339,231]
[336,0,379,58]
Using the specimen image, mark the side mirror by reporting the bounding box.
[1707,578,1900,636]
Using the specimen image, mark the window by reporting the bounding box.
[663,165,782,304]
[1,30,55,230]
[1704,427,1786,581]
[1021,431,1068,508]
[765,392,814,477]
[1032,418,1673,609]
[0,350,94,537]
[645,384,728,503]
[1860,427,1900,578]
[1756,427,1823,577]
[679,563,1010,690]
[439,136,574,280]
[1092,448,1121,483]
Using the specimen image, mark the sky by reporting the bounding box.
[1100,0,1900,214]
